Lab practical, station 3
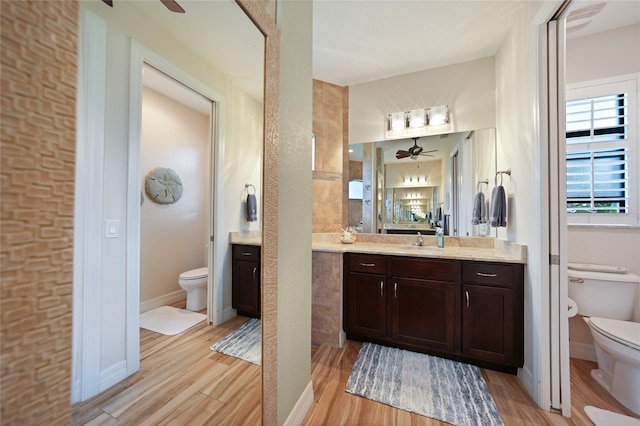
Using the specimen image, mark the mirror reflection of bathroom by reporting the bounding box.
[348,128,496,237]
[564,0,640,419]
[72,0,265,422]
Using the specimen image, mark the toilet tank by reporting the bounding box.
[568,263,640,320]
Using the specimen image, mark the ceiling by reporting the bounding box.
[123,0,638,116]
[313,0,640,87]
[126,0,264,102]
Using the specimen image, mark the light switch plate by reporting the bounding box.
[105,219,119,239]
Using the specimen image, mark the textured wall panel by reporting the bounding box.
[1,0,78,423]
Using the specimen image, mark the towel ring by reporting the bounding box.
[245,183,256,194]
[495,169,511,186]
[477,179,489,192]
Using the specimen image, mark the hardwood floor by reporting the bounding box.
[73,302,637,425]
[303,340,638,426]
[72,304,261,425]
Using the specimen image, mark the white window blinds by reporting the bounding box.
[565,76,638,225]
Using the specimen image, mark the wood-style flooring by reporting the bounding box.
[73,301,637,425]
[72,304,261,425]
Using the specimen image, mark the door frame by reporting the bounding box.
[128,41,226,329]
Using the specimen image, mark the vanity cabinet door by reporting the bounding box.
[462,284,514,365]
[391,277,455,353]
[344,272,386,340]
[232,245,261,318]
[461,261,524,369]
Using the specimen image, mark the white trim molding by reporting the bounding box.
[72,9,108,403]
[283,381,315,426]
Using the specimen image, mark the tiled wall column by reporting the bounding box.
[312,79,348,233]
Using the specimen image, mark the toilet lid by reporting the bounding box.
[179,267,208,280]
[589,317,640,351]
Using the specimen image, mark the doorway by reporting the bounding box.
[139,64,215,314]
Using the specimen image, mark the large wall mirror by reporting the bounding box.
[348,128,496,237]
[75,0,265,414]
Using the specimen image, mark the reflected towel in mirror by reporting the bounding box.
[471,192,485,225]
[247,193,257,222]
[489,185,506,227]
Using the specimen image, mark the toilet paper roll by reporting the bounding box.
[567,298,578,318]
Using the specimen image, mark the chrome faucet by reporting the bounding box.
[416,232,424,246]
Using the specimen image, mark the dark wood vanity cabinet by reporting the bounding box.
[461,261,524,368]
[344,253,524,373]
[344,254,387,339]
[388,257,456,353]
[231,244,261,318]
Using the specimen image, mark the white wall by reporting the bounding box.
[565,23,640,356]
[76,2,263,400]
[140,87,209,306]
[495,1,554,407]
[349,57,496,144]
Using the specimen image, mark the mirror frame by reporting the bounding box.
[235,2,279,424]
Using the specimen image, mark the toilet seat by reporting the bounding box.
[179,267,208,281]
[589,317,640,351]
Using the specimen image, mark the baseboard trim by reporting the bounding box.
[570,341,596,362]
[283,381,314,426]
[140,290,186,313]
[221,306,236,324]
[100,360,127,392]
[518,364,535,400]
[338,331,347,348]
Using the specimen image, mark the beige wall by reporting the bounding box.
[277,1,313,423]
[566,24,639,85]
[312,79,349,232]
[140,87,209,305]
[0,1,77,423]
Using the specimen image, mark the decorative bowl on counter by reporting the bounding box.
[339,229,357,244]
[340,235,356,244]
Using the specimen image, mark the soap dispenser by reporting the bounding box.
[436,227,444,248]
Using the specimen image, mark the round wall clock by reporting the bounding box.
[144,167,183,205]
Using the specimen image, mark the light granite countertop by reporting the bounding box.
[230,231,527,264]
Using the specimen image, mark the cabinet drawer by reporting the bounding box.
[462,262,515,288]
[389,257,454,282]
[348,254,386,275]
[233,244,261,262]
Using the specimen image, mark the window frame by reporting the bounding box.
[565,74,639,227]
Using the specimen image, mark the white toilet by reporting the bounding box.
[178,267,208,312]
[568,263,640,415]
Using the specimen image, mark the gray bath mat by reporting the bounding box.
[210,318,261,365]
[346,342,503,426]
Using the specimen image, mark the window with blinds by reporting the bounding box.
[565,93,629,214]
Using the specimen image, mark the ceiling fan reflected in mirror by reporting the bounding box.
[395,137,437,160]
[102,0,185,13]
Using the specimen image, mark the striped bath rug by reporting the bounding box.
[346,342,503,426]
[210,318,261,365]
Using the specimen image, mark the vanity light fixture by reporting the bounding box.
[388,111,406,131]
[387,104,450,131]
[428,105,449,126]
[408,108,427,128]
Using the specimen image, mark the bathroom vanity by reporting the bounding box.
[344,252,524,373]
[312,232,526,374]
[231,244,261,318]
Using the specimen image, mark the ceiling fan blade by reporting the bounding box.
[396,150,411,159]
[160,0,185,13]
[102,0,114,7]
